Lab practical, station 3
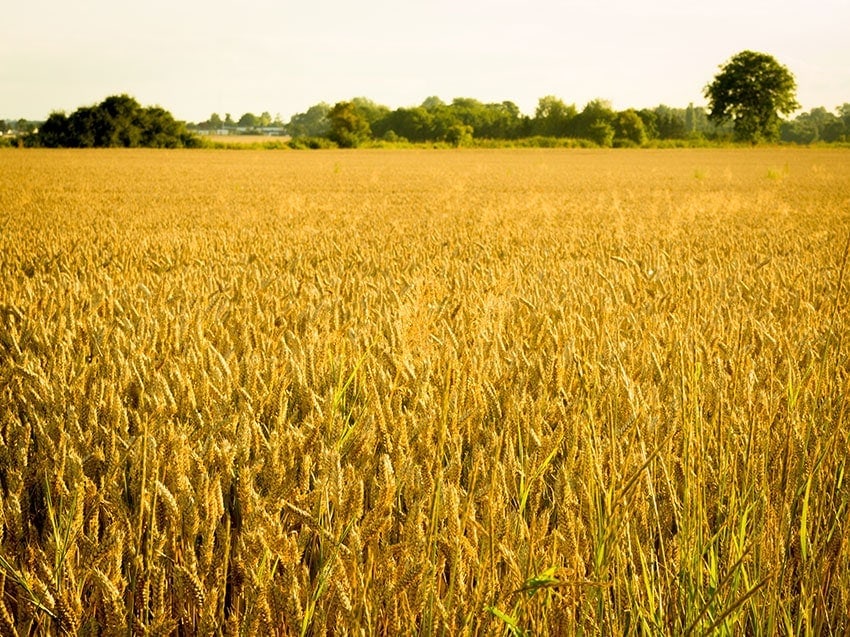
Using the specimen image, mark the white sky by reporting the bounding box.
[2,0,849,122]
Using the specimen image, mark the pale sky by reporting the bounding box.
[2,0,849,122]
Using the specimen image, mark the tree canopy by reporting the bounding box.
[327,101,371,148]
[285,103,331,138]
[704,50,799,143]
[37,95,199,148]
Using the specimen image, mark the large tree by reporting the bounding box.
[532,96,576,137]
[570,99,615,144]
[327,101,371,148]
[286,103,330,138]
[37,95,198,148]
[238,112,260,128]
[614,109,647,146]
[704,50,799,143]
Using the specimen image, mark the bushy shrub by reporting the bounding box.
[36,95,199,148]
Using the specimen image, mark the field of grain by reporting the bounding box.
[0,148,848,635]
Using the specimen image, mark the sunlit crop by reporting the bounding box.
[1,148,848,635]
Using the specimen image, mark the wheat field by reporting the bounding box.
[0,148,848,635]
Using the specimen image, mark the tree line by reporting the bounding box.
[4,51,849,148]
[197,112,284,130]
[8,98,848,150]
[196,52,849,147]
[194,96,850,148]
[256,97,720,148]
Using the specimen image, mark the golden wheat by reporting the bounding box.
[0,147,848,634]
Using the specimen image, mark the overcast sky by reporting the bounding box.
[2,0,848,122]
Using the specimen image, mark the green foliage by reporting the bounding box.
[821,119,847,143]
[351,97,390,129]
[287,136,337,150]
[36,95,198,148]
[614,109,647,146]
[22,79,850,152]
[481,101,527,139]
[589,120,614,147]
[445,123,473,147]
[238,112,260,128]
[364,97,528,143]
[839,103,850,130]
[533,96,577,137]
[370,107,433,142]
[781,106,847,143]
[380,130,404,143]
[448,97,486,130]
[327,101,371,148]
[509,136,596,148]
[286,103,331,138]
[570,100,615,142]
[277,88,848,149]
[705,50,799,143]
[420,95,445,110]
[194,110,282,133]
[654,105,687,139]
